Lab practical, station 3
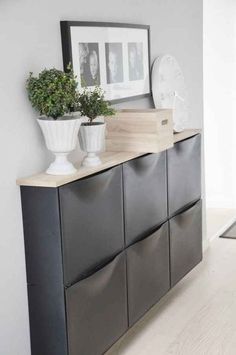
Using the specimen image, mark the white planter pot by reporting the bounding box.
[79,121,106,167]
[37,115,82,175]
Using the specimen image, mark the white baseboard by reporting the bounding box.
[204,212,236,252]
[203,238,210,252]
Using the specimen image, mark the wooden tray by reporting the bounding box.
[105,109,174,153]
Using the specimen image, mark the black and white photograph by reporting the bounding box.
[105,43,124,84]
[128,42,144,81]
[78,42,100,87]
[61,21,151,102]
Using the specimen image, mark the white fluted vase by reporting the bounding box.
[79,121,106,167]
[37,115,82,175]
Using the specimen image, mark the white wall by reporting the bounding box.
[204,0,236,209]
[0,1,203,354]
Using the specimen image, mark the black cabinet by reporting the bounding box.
[123,152,167,247]
[167,134,201,217]
[21,187,63,287]
[27,283,67,355]
[59,166,124,286]
[20,133,202,355]
[169,200,202,287]
[126,222,170,326]
[66,252,128,355]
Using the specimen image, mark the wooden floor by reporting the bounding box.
[106,237,236,355]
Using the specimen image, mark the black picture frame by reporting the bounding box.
[60,21,151,104]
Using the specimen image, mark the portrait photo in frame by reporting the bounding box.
[60,21,151,103]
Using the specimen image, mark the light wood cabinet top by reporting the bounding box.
[17,129,201,188]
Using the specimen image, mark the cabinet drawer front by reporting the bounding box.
[169,200,202,287]
[167,134,201,217]
[127,222,170,326]
[59,165,124,286]
[66,252,128,355]
[123,153,167,247]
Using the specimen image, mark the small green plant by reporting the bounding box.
[78,86,115,124]
[26,65,79,120]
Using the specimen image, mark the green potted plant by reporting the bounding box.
[26,66,81,175]
[78,86,115,167]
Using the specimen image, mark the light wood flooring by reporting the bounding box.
[106,237,236,355]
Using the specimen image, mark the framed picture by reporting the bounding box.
[60,21,151,103]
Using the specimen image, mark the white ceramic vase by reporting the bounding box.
[79,121,106,167]
[37,115,82,175]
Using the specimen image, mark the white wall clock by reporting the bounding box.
[152,54,188,132]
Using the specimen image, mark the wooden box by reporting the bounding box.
[105,109,174,153]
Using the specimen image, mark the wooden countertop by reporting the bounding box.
[17,129,201,188]
[173,129,201,144]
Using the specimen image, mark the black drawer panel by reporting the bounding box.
[126,222,170,326]
[59,165,124,286]
[123,153,167,247]
[66,252,128,355]
[167,134,201,217]
[169,200,202,287]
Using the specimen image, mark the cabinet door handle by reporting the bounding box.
[162,119,168,126]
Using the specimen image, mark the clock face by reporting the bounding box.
[152,55,188,132]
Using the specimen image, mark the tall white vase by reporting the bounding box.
[79,121,106,167]
[37,116,82,175]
